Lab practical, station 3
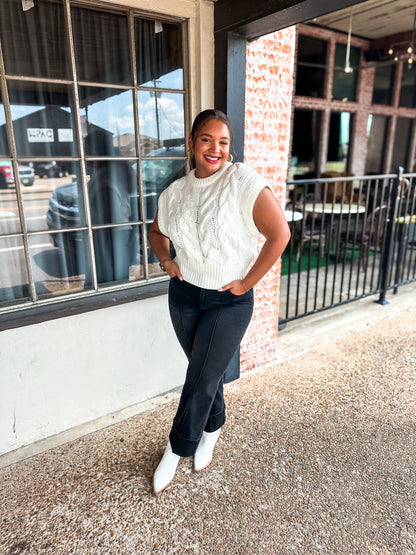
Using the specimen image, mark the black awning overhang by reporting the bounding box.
[215,0,365,41]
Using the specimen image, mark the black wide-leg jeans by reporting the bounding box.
[168,277,254,457]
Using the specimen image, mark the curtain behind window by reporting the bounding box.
[71,6,131,86]
[0,0,69,79]
[136,19,183,89]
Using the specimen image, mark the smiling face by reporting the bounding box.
[189,118,231,179]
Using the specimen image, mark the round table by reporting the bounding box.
[284,209,303,222]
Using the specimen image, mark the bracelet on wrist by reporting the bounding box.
[159,258,171,272]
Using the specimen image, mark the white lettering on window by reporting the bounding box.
[27,128,54,143]
[58,128,73,142]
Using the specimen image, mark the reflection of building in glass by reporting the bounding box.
[0,0,187,310]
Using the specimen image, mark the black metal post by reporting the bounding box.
[376,167,402,305]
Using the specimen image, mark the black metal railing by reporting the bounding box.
[280,169,416,325]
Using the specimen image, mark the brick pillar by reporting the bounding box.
[241,27,296,372]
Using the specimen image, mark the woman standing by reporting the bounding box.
[149,109,290,493]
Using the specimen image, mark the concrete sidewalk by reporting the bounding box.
[1,284,416,554]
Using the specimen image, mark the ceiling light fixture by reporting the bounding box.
[388,9,416,67]
[344,8,354,74]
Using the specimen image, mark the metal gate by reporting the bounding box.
[279,168,416,326]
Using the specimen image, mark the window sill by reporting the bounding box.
[0,280,169,332]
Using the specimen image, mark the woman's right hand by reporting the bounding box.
[164,260,183,281]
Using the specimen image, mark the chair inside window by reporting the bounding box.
[339,205,388,269]
[286,196,326,260]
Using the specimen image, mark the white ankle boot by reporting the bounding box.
[153,442,180,494]
[194,428,221,471]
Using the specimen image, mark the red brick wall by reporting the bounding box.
[241,27,296,372]
[240,23,416,373]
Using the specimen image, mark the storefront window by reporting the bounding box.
[332,44,360,101]
[136,19,184,90]
[295,35,327,98]
[0,161,21,232]
[0,0,70,80]
[391,117,413,171]
[8,81,78,158]
[365,115,388,174]
[0,236,29,305]
[79,88,136,157]
[372,64,395,105]
[399,63,416,108]
[326,112,352,173]
[71,6,132,86]
[138,91,185,156]
[29,231,92,298]
[290,108,322,179]
[0,2,187,311]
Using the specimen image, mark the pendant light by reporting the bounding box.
[344,9,353,73]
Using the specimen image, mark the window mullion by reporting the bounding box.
[0,38,37,303]
[129,9,149,280]
[63,0,98,290]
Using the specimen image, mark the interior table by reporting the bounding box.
[304,202,366,256]
[284,209,303,223]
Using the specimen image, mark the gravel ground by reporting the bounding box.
[1,306,415,555]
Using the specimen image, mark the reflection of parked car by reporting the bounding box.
[0,161,35,188]
[47,181,82,250]
[47,148,186,239]
[46,149,186,275]
[35,161,70,178]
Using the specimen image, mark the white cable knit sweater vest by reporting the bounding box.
[157,162,270,289]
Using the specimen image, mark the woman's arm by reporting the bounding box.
[219,187,290,295]
[149,213,183,280]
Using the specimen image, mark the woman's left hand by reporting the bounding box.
[218,279,247,296]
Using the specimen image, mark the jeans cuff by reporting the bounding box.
[169,428,199,457]
[204,410,226,433]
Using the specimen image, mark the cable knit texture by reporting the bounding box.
[157,162,270,289]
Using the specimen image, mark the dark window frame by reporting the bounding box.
[365,113,389,175]
[295,34,328,99]
[372,63,395,106]
[332,42,360,102]
[326,110,354,173]
[0,0,188,320]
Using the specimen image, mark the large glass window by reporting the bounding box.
[326,112,353,173]
[136,19,184,90]
[295,35,327,98]
[399,63,416,108]
[138,91,185,156]
[0,1,187,311]
[391,117,413,171]
[372,63,395,105]
[71,6,132,86]
[332,43,360,101]
[79,87,136,157]
[0,236,30,305]
[365,115,388,174]
[0,0,70,79]
[8,81,78,158]
[290,109,323,179]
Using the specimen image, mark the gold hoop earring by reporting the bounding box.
[187,149,193,161]
[228,154,233,162]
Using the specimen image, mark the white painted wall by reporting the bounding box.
[0,294,186,456]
